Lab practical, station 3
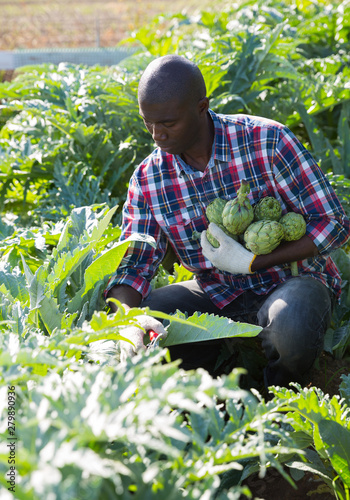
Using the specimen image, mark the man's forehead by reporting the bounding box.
[139,99,183,121]
[139,96,183,110]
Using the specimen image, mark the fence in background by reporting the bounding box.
[0,46,135,70]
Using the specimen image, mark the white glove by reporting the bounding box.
[201,223,256,275]
[119,315,167,362]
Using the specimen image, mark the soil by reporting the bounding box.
[243,467,335,500]
[241,352,350,499]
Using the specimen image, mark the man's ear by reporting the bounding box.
[198,96,210,115]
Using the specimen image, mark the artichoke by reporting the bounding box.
[222,180,254,235]
[206,198,227,225]
[279,212,306,241]
[244,220,284,255]
[279,212,307,276]
[206,197,238,247]
[254,196,282,222]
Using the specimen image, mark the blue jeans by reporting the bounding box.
[141,277,333,388]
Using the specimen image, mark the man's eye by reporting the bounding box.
[163,122,175,128]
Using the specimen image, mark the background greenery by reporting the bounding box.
[1,0,350,498]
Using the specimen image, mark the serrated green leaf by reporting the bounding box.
[0,348,61,368]
[82,233,156,297]
[161,312,262,347]
[89,205,119,242]
[37,294,64,334]
[318,419,350,487]
[47,242,95,295]
[56,218,72,252]
[0,266,29,304]
[27,266,48,310]
[287,459,333,484]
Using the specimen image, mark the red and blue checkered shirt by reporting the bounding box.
[105,110,350,307]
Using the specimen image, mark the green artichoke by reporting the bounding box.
[222,180,254,235]
[244,220,284,255]
[206,198,227,225]
[279,212,307,276]
[206,198,238,247]
[254,196,282,221]
[279,212,306,241]
[206,223,239,247]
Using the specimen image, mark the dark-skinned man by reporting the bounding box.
[105,54,350,389]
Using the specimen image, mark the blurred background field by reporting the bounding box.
[0,0,214,50]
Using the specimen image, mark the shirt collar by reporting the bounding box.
[173,109,232,175]
[208,109,233,164]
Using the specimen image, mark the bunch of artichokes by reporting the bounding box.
[205,181,307,275]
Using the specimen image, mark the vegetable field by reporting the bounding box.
[0,0,215,50]
[1,0,350,498]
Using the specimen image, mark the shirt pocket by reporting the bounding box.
[162,205,208,251]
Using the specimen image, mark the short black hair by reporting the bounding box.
[138,55,206,106]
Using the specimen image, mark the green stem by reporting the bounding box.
[291,261,298,276]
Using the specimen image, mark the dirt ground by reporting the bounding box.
[243,467,336,500]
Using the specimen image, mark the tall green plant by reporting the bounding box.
[0,63,151,223]
[0,204,156,334]
[270,382,350,499]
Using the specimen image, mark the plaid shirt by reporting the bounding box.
[105,110,350,308]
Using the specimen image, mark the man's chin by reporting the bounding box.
[156,144,179,155]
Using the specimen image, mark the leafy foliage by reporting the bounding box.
[0,347,302,499]
[2,0,350,223]
[0,63,151,223]
[270,382,350,498]
[1,0,350,498]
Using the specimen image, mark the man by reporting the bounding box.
[105,54,350,388]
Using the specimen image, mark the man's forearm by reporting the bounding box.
[106,284,142,312]
[251,235,319,272]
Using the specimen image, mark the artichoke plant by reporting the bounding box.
[222,180,254,235]
[280,212,307,275]
[244,220,284,255]
[254,196,282,221]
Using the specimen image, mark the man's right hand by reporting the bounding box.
[119,315,167,362]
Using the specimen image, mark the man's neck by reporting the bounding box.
[181,114,214,172]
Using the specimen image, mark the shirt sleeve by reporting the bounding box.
[104,172,167,299]
[273,126,350,254]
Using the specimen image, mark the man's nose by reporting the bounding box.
[152,123,167,141]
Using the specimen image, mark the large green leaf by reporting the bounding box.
[37,294,64,334]
[89,204,119,242]
[339,374,350,406]
[318,419,350,488]
[0,265,29,304]
[161,312,262,347]
[82,233,157,297]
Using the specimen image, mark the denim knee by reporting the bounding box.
[257,277,332,387]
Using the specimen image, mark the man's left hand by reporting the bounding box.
[201,223,256,275]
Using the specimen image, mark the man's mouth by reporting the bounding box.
[156,142,172,151]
